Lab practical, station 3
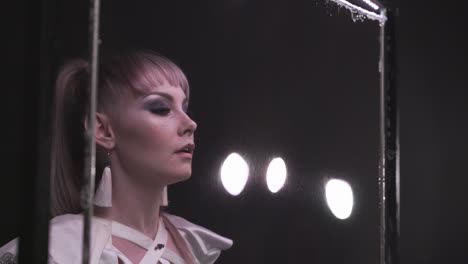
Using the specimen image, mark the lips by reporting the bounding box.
[176,143,195,154]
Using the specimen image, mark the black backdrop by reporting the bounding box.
[3,0,468,263]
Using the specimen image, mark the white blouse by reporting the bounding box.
[0,213,232,264]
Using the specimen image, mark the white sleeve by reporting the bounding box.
[0,238,59,264]
[164,214,233,264]
[0,238,19,264]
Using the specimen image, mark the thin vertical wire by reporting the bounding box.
[82,0,100,263]
[379,11,387,263]
[379,8,400,264]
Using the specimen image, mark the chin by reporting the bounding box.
[167,170,192,184]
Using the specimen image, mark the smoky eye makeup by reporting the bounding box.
[144,99,171,115]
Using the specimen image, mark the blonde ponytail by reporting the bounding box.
[50,59,89,217]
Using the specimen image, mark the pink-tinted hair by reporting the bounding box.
[51,50,195,263]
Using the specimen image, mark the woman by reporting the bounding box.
[0,51,232,264]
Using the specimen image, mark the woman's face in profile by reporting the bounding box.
[109,81,197,187]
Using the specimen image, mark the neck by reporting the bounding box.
[95,163,165,239]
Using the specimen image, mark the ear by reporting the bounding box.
[84,112,116,150]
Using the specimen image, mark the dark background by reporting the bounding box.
[3,0,468,263]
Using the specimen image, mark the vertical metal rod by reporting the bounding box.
[379,8,400,264]
[82,0,100,263]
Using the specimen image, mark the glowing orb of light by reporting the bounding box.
[266,157,287,193]
[220,153,249,196]
[325,179,354,220]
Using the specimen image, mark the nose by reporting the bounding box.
[179,112,197,136]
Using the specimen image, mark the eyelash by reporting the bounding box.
[147,102,189,116]
[150,107,171,116]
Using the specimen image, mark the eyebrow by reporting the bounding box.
[144,92,188,105]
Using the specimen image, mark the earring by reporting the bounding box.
[161,186,168,206]
[94,151,112,207]
[94,166,112,207]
